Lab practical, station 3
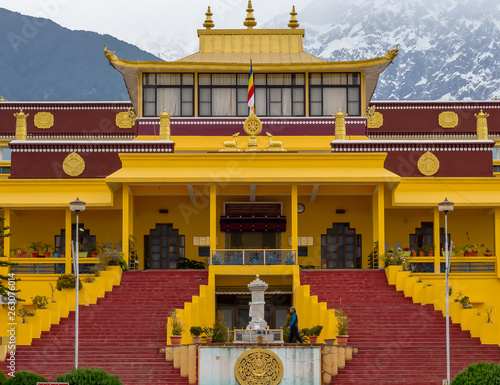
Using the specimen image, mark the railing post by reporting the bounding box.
[264,250,266,265]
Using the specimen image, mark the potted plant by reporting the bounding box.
[411,244,418,257]
[42,243,53,258]
[17,307,36,323]
[335,309,350,346]
[169,309,184,345]
[484,248,493,257]
[423,244,434,257]
[190,326,203,344]
[30,241,44,258]
[461,233,484,256]
[418,247,425,257]
[460,295,473,309]
[455,291,462,303]
[307,325,323,344]
[203,326,214,343]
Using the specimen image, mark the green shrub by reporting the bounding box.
[56,274,83,291]
[32,295,49,309]
[0,370,7,384]
[451,362,500,384]
[4,371,47,385]
[190,326,203,336]
[56,367,123,385]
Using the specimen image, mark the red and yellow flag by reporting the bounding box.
[247,60,255,113]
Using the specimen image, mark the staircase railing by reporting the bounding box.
[209,249,297,266]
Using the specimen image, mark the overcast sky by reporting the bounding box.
[0,0,316,48]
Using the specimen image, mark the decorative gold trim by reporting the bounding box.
[244,112,262,152]
[367,111,383,129]
[34,112,54,129]
[334,109,347,140]
[115,110,136,129]
[438,111,458,129]
[417,151,440,176]
[234,348,283,385]
[14,110,28,141]
[63,152,85,177]
[475,109,489,140]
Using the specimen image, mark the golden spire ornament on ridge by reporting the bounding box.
[203,6,215,30]
[244,1,257,29]
[288,5,299,29]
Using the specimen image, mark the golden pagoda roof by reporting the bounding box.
[104,5,399,113]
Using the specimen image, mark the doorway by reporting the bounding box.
[144,223,185,269]
[321,222,362,269]
[226,232,280,249]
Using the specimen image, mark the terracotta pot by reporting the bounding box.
[323,338,336,345]
[205,337,212,344]
[192,336,201,344]
[336,335,348,346]
[44,252,51,258]
[427,251,434,256]
[257,336,264,344]
[418,251,424,256]
[484,254,493,257]
[170,335,182,346]
[411,252,417,257]
[464,251,478,256]
[308,336,318,344]
[32,252,38,258]
[91,252,98,258]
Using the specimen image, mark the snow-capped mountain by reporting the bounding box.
[264,0,500,100]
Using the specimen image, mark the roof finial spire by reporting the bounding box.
[203,6,215,30]
[244,1,257,29]
[288,5,299,29]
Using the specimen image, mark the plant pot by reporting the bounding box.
[91,252,98,258]
[257,336,264,344]
[323,338,336,345]
[170,335,182,346]
[79,252,88,258]
[336,335,348,346]
[454,299,459,302]
[410,252,417,257]
[426,251,434,256]
[44,252,51,258]
[53,253,59,258]
[464,251,478,256]
[205,337,212,344]
[418,251,424,257]
[32,252,38,258]
[484,254,493,257]
[308,336,318,344]
[192,336,202,344]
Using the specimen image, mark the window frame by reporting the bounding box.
[254,73,305,117]
[142,73,195,117]
[198,73,248,117]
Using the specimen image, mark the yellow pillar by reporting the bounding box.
[376,184,385,267]
[209,184,217,264]
[291,184,298,254]
[495,208,500,278]
[65,208,72,274]
[372,192,379,267]
[433,208,440,273]
[3,208,11,258]
[122,184,130,264]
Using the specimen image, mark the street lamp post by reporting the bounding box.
[69,197,86,369]
[438,197,454,385]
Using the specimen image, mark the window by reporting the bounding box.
[255,73,305,116]
[199,74,248,116]
[142,73,194,117]
[309,73,361,116]
[1,148,11,161]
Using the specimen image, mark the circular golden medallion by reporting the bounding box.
[244,112,263,136]
[34,112,54,129]
[63,152,85,177]
[417,151,440,176]
[234,348,283,385]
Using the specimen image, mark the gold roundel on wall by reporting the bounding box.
[367,111,383,129]
[417,151,440,176]
[439,111,458,128]
[63,152,85,177]
[34,112,54,129]
[234,348,283,385]
[243,112,263,136]
[115,111,135,129]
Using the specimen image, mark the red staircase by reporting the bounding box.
[1,270,208,384]
[301,270,500,385]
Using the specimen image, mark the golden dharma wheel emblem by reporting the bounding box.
[115,111,135,129]
[234,348,283,385]
[367,111,383,129]
[417,151,440,176]
[244,112,263,136]
[34,112,54,129]
[439,111,458,128]
[63,152,85,177]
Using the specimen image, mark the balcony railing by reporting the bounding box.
[209,249,297,266]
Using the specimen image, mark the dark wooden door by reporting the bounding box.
[144,223,185,269]
[321,222,362,269]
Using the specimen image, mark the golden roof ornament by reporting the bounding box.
[203,6,215,29]
[0,97,6,102]
[475,109,489,140]
[14,109,29,141]
[288,6,299,29]
[244,1,257,29]
[103,44,118,63]
[384,44,400,61]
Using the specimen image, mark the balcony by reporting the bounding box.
[209,249,297,265]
